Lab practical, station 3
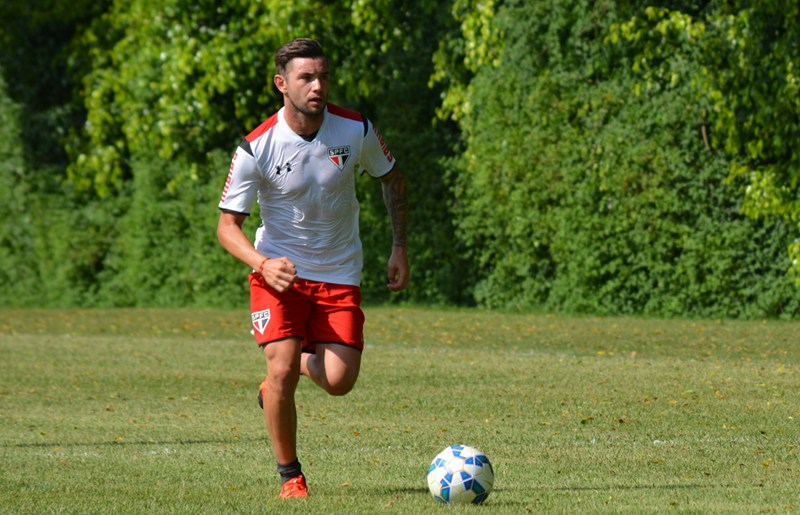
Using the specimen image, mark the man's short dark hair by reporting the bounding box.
[275,38,326,75]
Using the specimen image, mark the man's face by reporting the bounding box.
[275,57,330,117]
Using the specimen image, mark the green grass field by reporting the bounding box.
[1,307,798,513]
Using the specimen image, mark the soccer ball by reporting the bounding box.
[426,445,494,505]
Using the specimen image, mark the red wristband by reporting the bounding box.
[258,257,269,273]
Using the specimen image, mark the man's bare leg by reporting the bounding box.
[300,343,361,396]
[262,338,302,464]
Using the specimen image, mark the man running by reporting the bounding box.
[216,37,409,498]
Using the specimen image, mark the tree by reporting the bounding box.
[700,2,800,283]
[0,70,37,304]
[441,0,800,316]
[0,1,113,306]
[610,2,800,283]
[64,0,463,306]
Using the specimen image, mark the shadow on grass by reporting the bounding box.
[384,481,727,496]
[545,483,730,491]
[3,436,266,448]
[382,483,732,509]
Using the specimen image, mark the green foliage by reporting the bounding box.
[0,0,108,181]
[0,1,116,307]
[430,0,504,123]
[547,82,799,317]
[446,0,800,317]
[93,151,249,307]
[67,0,454,196]
[702,2,800,281]
[4,0,800,315]
[30,199,122,307]
[351,2,470,304]
[60,0,463,306]
[609,1,800,282]
[0,70,37,305]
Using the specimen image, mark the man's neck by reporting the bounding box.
[283,105,324,138]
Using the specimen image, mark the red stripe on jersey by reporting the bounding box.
[245,112,280,142]
[328,103,363,122]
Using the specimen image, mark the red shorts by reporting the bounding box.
[249,273,365,352]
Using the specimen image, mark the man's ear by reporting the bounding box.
[274,74,287,94]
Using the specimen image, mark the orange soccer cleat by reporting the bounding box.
[279,475,308,498]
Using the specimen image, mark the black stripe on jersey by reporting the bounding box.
[362,117,369,137]
[370,161,398,179]
[219,207,250,216]
[240,138,254,157]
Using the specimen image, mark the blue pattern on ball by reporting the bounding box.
[450,444,465,457]
[427,445,494,505]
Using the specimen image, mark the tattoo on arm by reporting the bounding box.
[382,168,408,247]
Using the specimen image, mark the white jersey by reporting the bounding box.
[219,104,396,286]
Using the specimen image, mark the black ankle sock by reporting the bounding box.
[277,458,303,484]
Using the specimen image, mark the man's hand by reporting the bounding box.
[260,257,297,293]
[217,211,297,292]
[387,246,409,292]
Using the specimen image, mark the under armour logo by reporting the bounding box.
[275,162,293,175]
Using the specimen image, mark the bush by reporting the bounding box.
[0,70,38,306]
[93,150,250,308]
[449,0,800,317]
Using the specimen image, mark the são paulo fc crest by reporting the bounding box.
[328,146,351,171]
[251,309,271,334]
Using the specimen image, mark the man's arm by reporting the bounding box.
[380,166,409,292]
[216,211,297,292]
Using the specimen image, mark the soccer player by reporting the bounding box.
[216,38,409,498]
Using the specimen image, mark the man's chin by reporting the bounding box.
[306,104,325,115]
[290,99,326,118]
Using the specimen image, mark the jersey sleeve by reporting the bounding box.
[360,118,396,178]
[218,141,261,215]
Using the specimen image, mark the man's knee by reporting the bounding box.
[325,378,356,396]
[310,343,361,395]
[266,357,301,396]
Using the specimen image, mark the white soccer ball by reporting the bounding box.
[426,444,494,505]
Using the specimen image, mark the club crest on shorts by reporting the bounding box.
[327,146,351,171]
[251,309,271,334]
